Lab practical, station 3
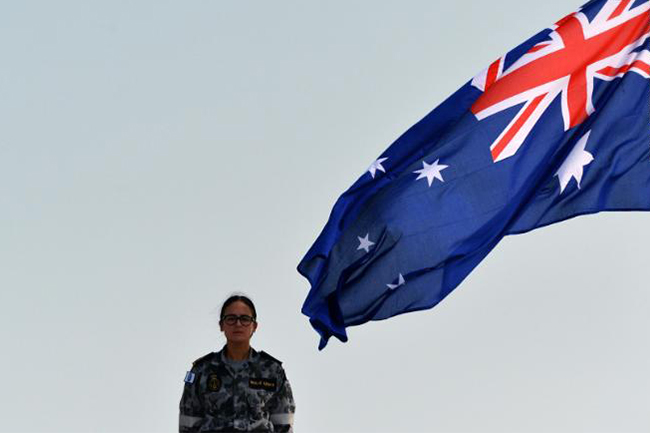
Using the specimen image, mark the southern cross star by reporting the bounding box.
[357,233,375,253]
[367,157,388,178]
[414,159,448,187]
[387,273,405,290]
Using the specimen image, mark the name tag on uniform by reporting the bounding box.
[249,378,277,392]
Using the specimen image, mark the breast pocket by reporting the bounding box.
[203,374,232,413]
[246,389,275,421]
[247,378,276,410]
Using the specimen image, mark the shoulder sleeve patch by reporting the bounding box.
[260,350,283,365]
[184,371,196,384]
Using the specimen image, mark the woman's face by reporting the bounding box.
[220,300,257,344]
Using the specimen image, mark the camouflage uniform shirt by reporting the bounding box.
[179,347,295,432]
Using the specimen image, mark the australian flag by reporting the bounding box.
[298,0,650,349]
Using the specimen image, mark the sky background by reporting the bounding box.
[1,1,649,432]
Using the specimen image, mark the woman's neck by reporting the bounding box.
[225,342,251,361]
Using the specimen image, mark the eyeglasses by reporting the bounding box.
[222,314,256,326]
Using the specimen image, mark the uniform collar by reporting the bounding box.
[216,345,259,363]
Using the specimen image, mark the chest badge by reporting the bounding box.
[207,374,221,392]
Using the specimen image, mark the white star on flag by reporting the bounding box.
[367,157,388,178]
[387,273,405,290]
[357,233,375,253]
[555,131,594,194]
[414,159,448,186]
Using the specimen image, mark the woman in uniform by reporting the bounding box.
[179,295,296,432]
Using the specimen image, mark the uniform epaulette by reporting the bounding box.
[192,352,216,367]
[259,350,282,365]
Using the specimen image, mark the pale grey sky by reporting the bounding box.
[1,1,648,432]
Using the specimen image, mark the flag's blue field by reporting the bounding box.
[298,0,650,349]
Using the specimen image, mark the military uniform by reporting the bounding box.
[179,347,295,432]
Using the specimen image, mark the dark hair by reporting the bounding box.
[219,295,257,321]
